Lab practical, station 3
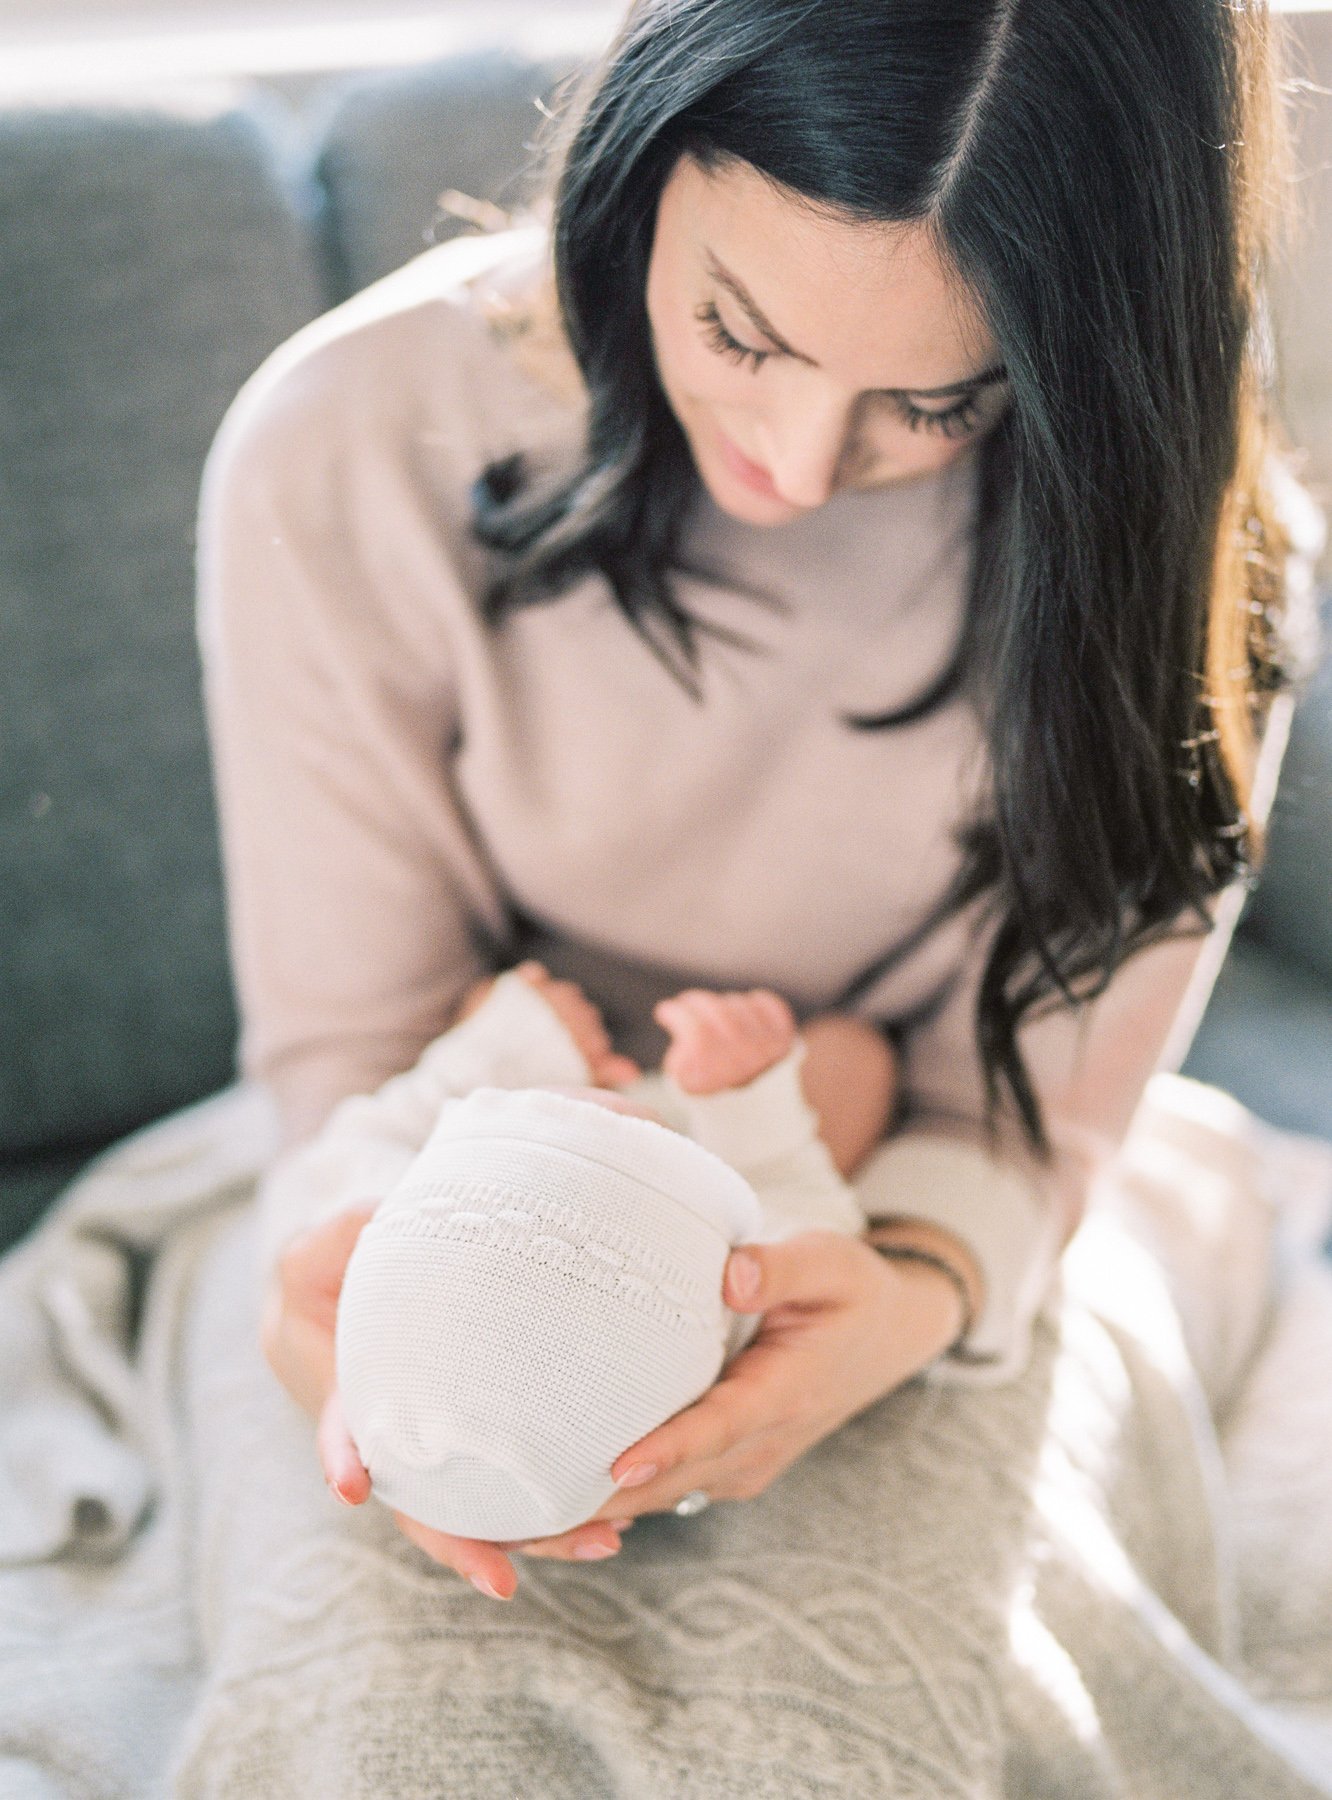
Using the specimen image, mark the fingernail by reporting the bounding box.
[729,1252,760,1301]
[469,1571,510,1599]
[615,1462,658,1488]
[610,1517,635,1530]
[327,1477,354,1506]
[574,1541,618,1560]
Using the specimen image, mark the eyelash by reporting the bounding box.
[693,299,984,438]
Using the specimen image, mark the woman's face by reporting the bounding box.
[644,151,1011,522]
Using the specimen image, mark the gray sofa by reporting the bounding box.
[2,49,1330,1254]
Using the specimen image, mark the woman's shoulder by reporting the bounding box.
[203,221,586,498]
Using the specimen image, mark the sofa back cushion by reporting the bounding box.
[0,96,324,1162]
[313,48,582,299]
[1244,607,1332,983]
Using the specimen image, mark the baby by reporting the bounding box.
[271,963,897,1543]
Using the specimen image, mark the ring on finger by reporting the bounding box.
[673,1489,712,1517]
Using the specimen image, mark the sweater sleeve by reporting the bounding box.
[872,455,1324,1386]
[255,969,593,1279]
[195,297,514,1161]
[866,897,1236,1385]
[865,697,1297,1387]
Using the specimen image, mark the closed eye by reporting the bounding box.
[897,394,984,438]
[694,300,990,438]
[695,299,771,372]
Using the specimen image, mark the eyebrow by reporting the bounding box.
[704,249,1007,398]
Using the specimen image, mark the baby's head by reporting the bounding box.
[335,1082,764,1542]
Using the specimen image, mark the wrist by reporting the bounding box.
[864,1218,986,1354]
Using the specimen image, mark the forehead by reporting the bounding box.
[661,151,995,394]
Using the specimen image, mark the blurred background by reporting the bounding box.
[1,0,1330,1250]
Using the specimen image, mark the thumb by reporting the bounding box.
[279,1203,380,1311]
[724,1231,858,1311]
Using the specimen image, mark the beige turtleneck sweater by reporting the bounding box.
[196,224,1253,1379]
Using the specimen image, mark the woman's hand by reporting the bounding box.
[263,1210,973,1598]
[260,1205,634,1602]
[516,1229,971,1550]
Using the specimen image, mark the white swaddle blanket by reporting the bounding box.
[3,1053,1332,1795]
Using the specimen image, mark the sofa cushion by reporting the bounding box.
[312,47,584,299]
[1183,934,1332,1142]
[0,94,324,1167]
[1241,606,1332,986]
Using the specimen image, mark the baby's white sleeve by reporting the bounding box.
[670,1038,866,1244]
[256,971,592,1277]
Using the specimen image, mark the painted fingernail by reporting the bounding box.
[729,1253,760,1301]
[574,1541,619,1560]
[615,1462,658,1488]
[469,1571,510,1599]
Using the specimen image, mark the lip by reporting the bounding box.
[713,423,780,495]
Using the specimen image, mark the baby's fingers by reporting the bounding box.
[391,1511,520,1601]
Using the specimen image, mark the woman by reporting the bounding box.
[192,0,1328,1786]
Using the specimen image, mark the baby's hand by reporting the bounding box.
[654,988,797,1095]
[457,961,640,1087]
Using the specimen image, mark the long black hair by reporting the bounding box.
[469,0,1310,1152]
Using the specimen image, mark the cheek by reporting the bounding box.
[896,432,974,471]
[662,330,750,416]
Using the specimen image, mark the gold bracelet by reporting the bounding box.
[870,1243,976,1354]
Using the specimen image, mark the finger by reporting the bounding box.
[278,1203,379,1310]
[550,979,593,1009]
[392,1511,519,1600]
[279,1204,378,1289]
[317,1388,371,1505]
[749,989,796,1032]
[723,1231,865,1313]
[685,991,749,1040]
[506,1519,626,1561]
[608,1351,786,1493]
[661,990,726,1027]
[726,995,790,1052]
[599,1054,642,1086]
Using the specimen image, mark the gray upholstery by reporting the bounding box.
[1184,934,1332,1139]
[0,97,325,1241]
[1244,622,1332,983]
[1183,603,1332,1130]
[312,48,583,299]
[1,53,1329,1254]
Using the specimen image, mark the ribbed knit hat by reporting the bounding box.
[335,1084,765,1541]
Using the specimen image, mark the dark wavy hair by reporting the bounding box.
[468,0,1310,1152]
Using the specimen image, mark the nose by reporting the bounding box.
[756,388,862,508]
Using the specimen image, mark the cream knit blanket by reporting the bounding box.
[1,1073,1331,1798]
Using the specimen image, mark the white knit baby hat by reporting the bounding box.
[335,1085,766,1542]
